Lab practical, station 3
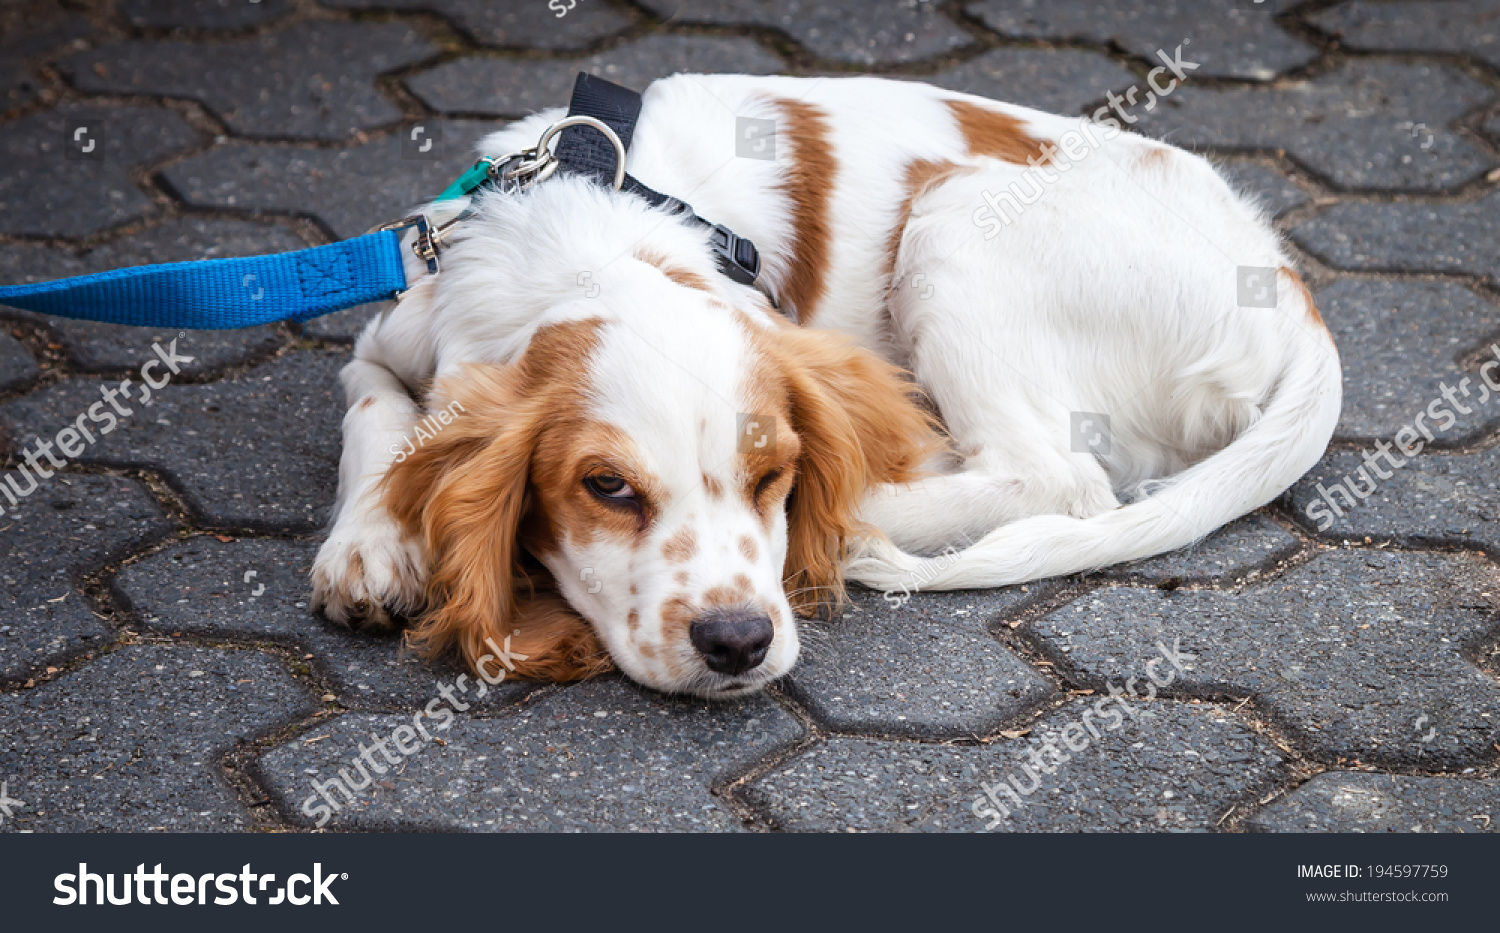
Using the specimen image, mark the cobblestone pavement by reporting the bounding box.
[1,0,1498,834]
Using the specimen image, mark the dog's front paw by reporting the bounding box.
[311,517,426,632]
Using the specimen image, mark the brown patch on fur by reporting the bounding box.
[675,570,690,586]
[946,99,1047,166]
[703,575,753,609]
[627,609,639,632]
[638,643,657,659]
[634,247,715,293]
[703,473,724,500]
[358,396,376,410]
[1137,147,1171,167]
[738,535,759,564]
[660,593,696,648]
[772,97,837,325]
[885,158,965,282]
[662,526,697,564]
[383,319,616,683]
[734,316,945,618]
[1279,266,1326,330]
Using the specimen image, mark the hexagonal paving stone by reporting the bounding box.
[1097,512,1303,586]
[300,303,384,343]
[1137,61,1497,191]
[1317,279,1500,444]
[0,218,302,375]
[1215,159,1312,220]
[1287,445,1500,551]
[325,0,630,50]
[0,644,315,831]
[1247,771,1500,832]
[0,334,39,393]
[1311,0,1500,71]
[0,474,172,681]
[62,22,435,141]
[256,678,802,830]
[0,3,90,111]
[163,119,502,240]
[927,48,1136,116]
[740,697,1286,831]
[1032,550,1500,768]
[785,585,1054,739]
[0,104,200,238]
[114,536,530,711]
[407,35,784,118]
[0,349,345,532]
[1293,192,1500,284]
[119,0,293,30]
[637,0,973,65]
[966,0,1316,81]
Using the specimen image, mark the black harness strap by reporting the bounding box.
[555,73,762,288]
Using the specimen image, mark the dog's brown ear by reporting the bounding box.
[383,363,609,682]
[769,327,942,616]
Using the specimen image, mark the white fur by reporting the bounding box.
[312,73,1340,694]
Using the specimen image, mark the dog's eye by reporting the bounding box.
[585,473,636,501]
[754,468,785,501]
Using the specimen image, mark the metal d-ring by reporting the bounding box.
[533,115,627,191]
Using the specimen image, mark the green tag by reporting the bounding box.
[434,160,492,202]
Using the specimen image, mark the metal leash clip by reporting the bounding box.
[487,115,626,194]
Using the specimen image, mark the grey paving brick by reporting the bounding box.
[257,678,801,830]
[1486,112,1500,143]
[62,22,435,141]
[1287,445,1500,552]
[927,47,1136,116]
[301,303,383,342]
[1292,192,1500,284]
[741,698,1285,831]
[0,349,344,532]
[1097,512,1303,586]
[1138,61,1497,192]
[637,0,972,64]
[0,3,91,111]
[0,218,301,375]
[785,584,1054,739]
[0,334,39,393]
[407,35,784,118]
[324,0,630,50]
[0,644,315,831]
[1031,550,1500,768]
[967,0,1315,81]
[163,119,502,240]
[0,104,200,239]
[1312,0,1500,71]
[0,474,172,681]
[119,0,293,30]
[1317,279,1500,444]
[114,536,529,711]
[1215,159,1312,220]
[1247,771,1500,833]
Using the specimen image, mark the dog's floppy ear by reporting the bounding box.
[383,363,610,682]
[768,326,942,616]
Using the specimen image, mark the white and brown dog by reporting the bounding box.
[310,74,1340,698]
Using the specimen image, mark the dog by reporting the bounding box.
[309,74,1341,698]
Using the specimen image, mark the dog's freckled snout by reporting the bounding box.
[689,609,773,675]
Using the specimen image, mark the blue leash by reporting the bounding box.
[0,74,760,331]
[0,227,413,330]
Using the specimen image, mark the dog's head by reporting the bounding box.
[384,232,935,696]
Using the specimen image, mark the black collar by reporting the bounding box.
[553,73,762,289]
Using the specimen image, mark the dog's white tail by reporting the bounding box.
[845,328,1341,591]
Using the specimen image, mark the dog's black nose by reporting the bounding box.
[689,609,774,675]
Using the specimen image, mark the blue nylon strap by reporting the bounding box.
[0,230,409,330]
